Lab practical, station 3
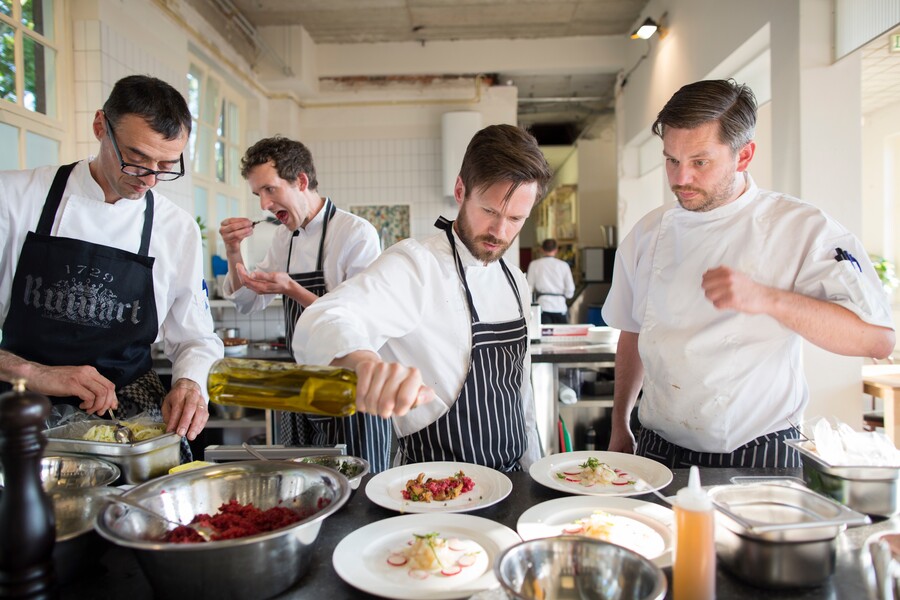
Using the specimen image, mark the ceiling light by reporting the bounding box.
[631,14,666,40]
[631,18,659,39]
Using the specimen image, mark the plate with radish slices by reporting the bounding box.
[516,496,674,567]
[332,513,521,599]
[528,451,673,497]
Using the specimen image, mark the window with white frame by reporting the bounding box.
[0,0,62,170]
[186,62,246,278]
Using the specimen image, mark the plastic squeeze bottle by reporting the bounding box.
[673,466,716,600]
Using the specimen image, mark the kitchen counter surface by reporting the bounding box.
[61,466,892,599]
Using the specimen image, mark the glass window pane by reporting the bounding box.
[228,146,240,186]
[216,98,224,137]
[24,130,58,169]
[193,186,209,225]
[202,76,219,125]
[0,22,16,104]
[215,139,224,182]
[0,1,10,17]
[230,197,238,218]
[187,67,201,119]
[0,121,18,169]
[216,193,228,221]
[188,120,197,170]
[21,0,54,39]
[227,102,239,143]
[193,124,212,175]
[22,37,55,117]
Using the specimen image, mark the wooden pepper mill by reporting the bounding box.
[0,378,56,599]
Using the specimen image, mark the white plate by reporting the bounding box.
[528,451,673,496]
[365,461,513,513]
[333,513,521,600]
[516,496,675,568]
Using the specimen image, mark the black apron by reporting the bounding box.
[0,163,192,462]
[277,199,391,472]
[397,217,529,472]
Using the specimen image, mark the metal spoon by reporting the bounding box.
[107,408,135,444]
[242,441,268,461]
[107,495,215,542]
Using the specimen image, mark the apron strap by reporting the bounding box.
[36,162,79,235]
[36,161,154,257]
[137,190,154,257]
[286,197,335,272]
[499,259,524,317]
[435,217,480,323]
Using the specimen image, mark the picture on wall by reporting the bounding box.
[349,204,411,249]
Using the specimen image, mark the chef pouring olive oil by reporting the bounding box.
[0,76,223,462]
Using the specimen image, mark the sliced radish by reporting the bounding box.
[441,565,462,576]
[408,569,429,580]
[448,539,467,552]
[458,554,478,567]
[563,471,580,476]
[387,553,408,566]
[612,478,631,486]
[562,525,584,534]
[564,477,580,482]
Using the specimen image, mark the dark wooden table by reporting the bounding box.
[60,467,893,599]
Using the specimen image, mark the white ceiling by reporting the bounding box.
[199,0,650,139]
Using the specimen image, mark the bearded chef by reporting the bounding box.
[218,136,391,472]
[293,124,553,472]
[0,76,223,458]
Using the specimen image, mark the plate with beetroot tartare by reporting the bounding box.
[529,451,673,497]
[365,461,513,513]
[333,513,520,599]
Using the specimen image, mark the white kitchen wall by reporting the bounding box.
[309,137,452,241]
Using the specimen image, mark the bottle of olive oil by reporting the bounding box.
[207,358,357,417]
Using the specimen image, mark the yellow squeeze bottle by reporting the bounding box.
[673,466,716,600]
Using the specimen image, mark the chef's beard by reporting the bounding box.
[455,205,512,263]
[671,172,741,213]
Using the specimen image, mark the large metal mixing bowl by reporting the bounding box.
[95,460,349,599]
[0,454,120,491]
[496,536,667,600]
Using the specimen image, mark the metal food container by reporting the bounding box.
[785,438,900,518]
[709,481,870,589]
[43,421,181,484]
[52,486,123,583]
[0,454,120,491]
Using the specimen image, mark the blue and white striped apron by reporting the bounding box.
[278,198,391,472]
[397,217,528,473]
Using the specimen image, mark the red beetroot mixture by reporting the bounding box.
[163,498,326,544]
[401,472,475,502]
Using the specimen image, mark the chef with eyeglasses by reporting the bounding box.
[0,75,223,461]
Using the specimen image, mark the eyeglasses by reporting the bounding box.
[104,114,185,182]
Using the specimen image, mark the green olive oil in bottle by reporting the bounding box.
[207,358,357,417]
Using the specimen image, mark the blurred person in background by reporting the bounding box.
[527,238,575,324]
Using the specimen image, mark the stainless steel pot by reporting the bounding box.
[710,480,869,589]
[215,327,240,340]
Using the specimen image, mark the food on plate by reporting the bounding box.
[163,498,327,543]
[560,510,666,558]
[82,422,166,443]
[401,471,475,502]
[555,457,635,487]
[385,532,482,578]
[222,337,249,347]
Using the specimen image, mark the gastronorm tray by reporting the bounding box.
[43,421,180,484]
[785,438,900,480]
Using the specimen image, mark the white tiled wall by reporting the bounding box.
[212,301,286,342]
[308,137,458,241]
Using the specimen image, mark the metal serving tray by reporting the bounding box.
[785,438,900,517]
[43,421,180,484]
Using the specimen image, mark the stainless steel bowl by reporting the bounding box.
[291,454,369,491]
[95,460,350,599]
[52,486,123,583]
[496,536,667,600]
[0,455,120,491]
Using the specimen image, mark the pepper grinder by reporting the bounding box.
[0,378,56,599]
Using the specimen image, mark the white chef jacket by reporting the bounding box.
[292,224,541,468]
[602,174,894,453]
[223,202,380,312]
[0,160,224,397]
[527,256,575,314]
